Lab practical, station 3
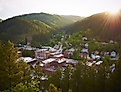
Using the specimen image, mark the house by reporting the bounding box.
[18,51,22,58]
[80,52,88,58]
[92,61,96,64]
[17,57,37,65]
[95,61,103,66]
[102,42,107,45]
[42,58,56,68]
[18,46,36,51]
[110,40,114,43]
[106,52,110,55]
[86,62,93,67]
[92,38,96,41]
[81,48,88,53]
[44,59,66,74]
[68,48,75,52]
[42,58,66,74]
[111,51,116,57]
[95,50,99,55]
[27,42,31,45]
[91,54,100,60]
[80,42,84,46]
[100,51,105,55]
[66,59,78,67]
[61,38,64,41]
[82,37,87,41]
[85,43,88,48]
[41,46,51,50]
[35,49,50,60]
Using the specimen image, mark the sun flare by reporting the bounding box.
[108,8,119,14]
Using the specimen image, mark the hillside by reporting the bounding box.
[0,19,2,22]
[66,11,121,41]
[0,13,75,44]
[0,17,54,43]
[61,15,85,21]
[18,13,75,28]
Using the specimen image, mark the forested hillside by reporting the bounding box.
[0,13,75,44]
[66,10,121,41]
[18,13,75,28]
[0,17,53,43]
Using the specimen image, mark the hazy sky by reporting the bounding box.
[0,0,121,19]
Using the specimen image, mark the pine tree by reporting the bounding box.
[0,41,23,91]
[95,60,110,92]
[108,55,121,92]
[45,84,62,92]
[33,61,43,82]
[60,64,73,92]
[71,61,83,92]
[2,81,41,92]
[17,59,32,84]
[33,61,43,89]
[48,67,62,88]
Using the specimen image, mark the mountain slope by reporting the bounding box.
[0,13,75,44]
[0,17,52,43]
[66,11,121,40]
[18,13,75,28]
[61,15,85,21]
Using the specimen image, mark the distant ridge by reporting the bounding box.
[61,15,85,21]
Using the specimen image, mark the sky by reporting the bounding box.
[0,0,121,20]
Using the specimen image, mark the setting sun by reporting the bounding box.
[108,8,120,14]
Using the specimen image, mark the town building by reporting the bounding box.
[35,49,50,60]
[41,58,66,74]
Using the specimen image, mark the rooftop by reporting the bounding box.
[45,66,56,72]
[54,54,64,58]
[65,59,78,64]
[17,57,36,63]
[50,52,60,56]
[95,61,103,65]
[42,58,56,64]
[86,62,93,67]
[57,59,66,63]
[36,49,48,52]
